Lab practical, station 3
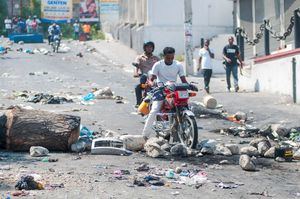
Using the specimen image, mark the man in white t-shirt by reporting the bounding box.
[142,47,190,139]
[198,39,214,93]
[4,17,12,36]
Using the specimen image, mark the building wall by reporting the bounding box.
[117,0,234,55]
[239,52,300,103]
[238,0,300,60]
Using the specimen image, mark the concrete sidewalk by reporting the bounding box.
[88,39,300,128]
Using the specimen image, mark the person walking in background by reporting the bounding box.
[223,36,243,92]
[73,20,80,40]
[12,16,18,33]
[26,16,32,33]
[31,16,40,33]
[82,23,91,40]
[4,16,12,36]
[198,39,214,94]
[17,17,26,34]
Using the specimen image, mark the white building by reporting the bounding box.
[114,0,234,55]
[235,0,300,103]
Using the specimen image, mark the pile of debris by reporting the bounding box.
[13,91,73,105]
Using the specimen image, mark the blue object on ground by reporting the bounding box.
[80,125,94,139]
[82,92,95,101]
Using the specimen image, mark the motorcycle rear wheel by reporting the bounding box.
[177,115,198,149]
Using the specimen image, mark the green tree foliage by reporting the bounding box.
[21,0,41,18]
[0,0,8,35]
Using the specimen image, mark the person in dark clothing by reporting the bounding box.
[223,36,243,92]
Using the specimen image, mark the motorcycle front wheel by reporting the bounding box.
[177,114,198,149]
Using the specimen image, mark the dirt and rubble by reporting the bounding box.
[0,38,300,198]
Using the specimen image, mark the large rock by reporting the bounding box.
[225,144,240,155]
[293,149,300,160]
[257,141,271,156]
[120,135,146,151]
[239,154,256,171]
[264,146,276,158]
[249,137,268,148]
[30,146,49,157]
[214,144,232,156]
[203,95,217,109]
[240,146,259,157]
[271,124,289,138]
[170,144,188,157]
[144,137,167,158]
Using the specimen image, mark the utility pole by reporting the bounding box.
[184,0,193,76]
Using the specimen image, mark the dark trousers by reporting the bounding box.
[203,69,212,89]
[225,64,238,89]
[74,32,79,40]
[48,35,52,44]
[135,74,148,105]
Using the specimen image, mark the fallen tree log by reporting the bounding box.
[2,106,80,151]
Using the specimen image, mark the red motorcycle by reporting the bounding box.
[139,82,198,148]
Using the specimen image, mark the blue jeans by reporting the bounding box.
[225,65,238,89]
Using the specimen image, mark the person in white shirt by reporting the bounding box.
[198,39,214,93]
[142,47,189,139]
[26,16,32,33]
[4,17,12,36]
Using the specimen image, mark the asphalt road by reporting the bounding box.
[0,39,300,199]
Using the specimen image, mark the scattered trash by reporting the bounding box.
[76,52,83,57]
[91,138,132,155]
[94,87,114,99]
[12,191,29,197]
[82,92,95,101]
[41,157,58,162]
[275,146,293,161]
[219,160,230,165]
[215,181,241,189]
[171,191,180,196]
[45,183,64,190]
[30,146,49,157]
[80,125,94,139]
[135,164,150,172]
[290,129,300,142]
[15,175,43,190]
[165,169,175,179]
[27,93,73,104]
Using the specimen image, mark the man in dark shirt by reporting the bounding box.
[223,36,243,92]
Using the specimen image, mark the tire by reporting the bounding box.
[177,115,198,149]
